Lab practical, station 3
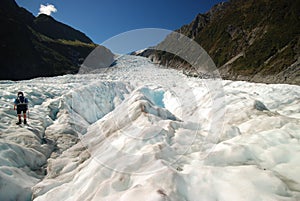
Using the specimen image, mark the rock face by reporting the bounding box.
[139,0,300,85]
[79,45,115,73]
[0,0,96,80]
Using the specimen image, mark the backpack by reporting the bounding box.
[16,96,28,109]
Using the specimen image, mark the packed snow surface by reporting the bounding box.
[0,55,300,201]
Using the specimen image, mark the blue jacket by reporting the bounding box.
[14,96,28,110]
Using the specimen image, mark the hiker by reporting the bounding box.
[14,91,28,125]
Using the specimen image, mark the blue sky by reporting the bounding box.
[15,0,224,53]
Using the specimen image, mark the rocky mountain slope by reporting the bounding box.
[139,0,300,85]
[0,0,96,80]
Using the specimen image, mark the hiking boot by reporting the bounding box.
[16,120,22,125]
[24,119,27,124]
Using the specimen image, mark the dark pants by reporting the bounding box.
[17,108,27,115]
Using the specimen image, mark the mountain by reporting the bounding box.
[33,14,93,44]
[139,0,300,85]
[0,0,96,80]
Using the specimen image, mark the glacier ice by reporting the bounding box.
[0,55,299,201]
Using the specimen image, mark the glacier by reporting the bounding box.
[0,55,300,201]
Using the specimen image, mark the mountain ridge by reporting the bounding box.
[0,0,96,80]
[139,0,300,85]
[33,14,93,44]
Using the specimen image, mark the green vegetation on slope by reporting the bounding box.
[0,0,97,80]
[140,0,300,84]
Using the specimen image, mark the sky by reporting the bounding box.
[15,0,224,53]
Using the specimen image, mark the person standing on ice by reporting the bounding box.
[14,91,28,125]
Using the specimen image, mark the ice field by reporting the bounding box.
[0,55,300,201]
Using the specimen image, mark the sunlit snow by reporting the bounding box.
[0,55,299,201]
